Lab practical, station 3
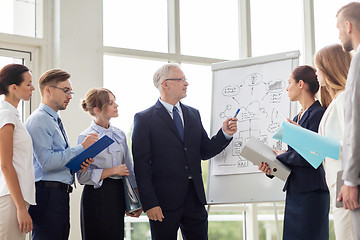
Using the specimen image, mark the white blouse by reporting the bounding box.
[318,91,345,188]
[0,100,35,205]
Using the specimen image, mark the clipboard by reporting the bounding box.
[240,137,291,182]
[336,170,360,208]
[65,135,114,172]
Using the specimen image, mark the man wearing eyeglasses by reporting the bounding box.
[132,63,238,240]
[25,69,98,240]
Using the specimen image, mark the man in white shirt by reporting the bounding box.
[336,2,360,238]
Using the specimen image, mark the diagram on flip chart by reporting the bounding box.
[211,59,293,175]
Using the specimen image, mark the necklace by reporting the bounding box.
[297,108,309,123]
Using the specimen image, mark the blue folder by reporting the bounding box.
[65,135,114,172]
[273,121,340,169]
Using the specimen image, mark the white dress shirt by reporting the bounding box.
[76,121,137,189]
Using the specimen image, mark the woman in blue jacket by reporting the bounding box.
[259,65,329,240]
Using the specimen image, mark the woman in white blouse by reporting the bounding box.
[77,88,142,240]
[0,64,35,239]
[316,44,354,240]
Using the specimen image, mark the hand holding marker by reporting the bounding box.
[229,109,240,126]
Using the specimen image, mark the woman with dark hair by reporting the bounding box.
[259,65,329,240]
[0,64,35,239]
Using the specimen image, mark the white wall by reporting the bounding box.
[54,0,103,239]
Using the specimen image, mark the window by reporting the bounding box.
[103,55,166,134]
[0,0,42,38]
[314,0,354,51]
[103,0,168,52]
[250,0,303,58]
[0,49,32,122]
[181,63,212,133]
[180,0,239,60]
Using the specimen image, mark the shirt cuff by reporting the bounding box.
[345,180,358,187]
[222,129,232,140]
[74,144,85,153]
[92,169,104,189]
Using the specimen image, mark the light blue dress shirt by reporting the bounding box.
[76,121,137,189]
[25,103,84,184]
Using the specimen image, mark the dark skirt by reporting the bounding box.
[283,189,330,240]
[81,178,126,240]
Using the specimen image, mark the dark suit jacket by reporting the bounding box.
[132,100,232,212]
[277,100,328,193]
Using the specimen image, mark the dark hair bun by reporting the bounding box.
[292,65,319,95]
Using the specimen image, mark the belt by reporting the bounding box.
[36,181,73,193]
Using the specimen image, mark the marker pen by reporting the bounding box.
[233,109,240,118]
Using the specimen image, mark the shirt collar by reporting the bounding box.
[159,98,181,113]
[357,44,360,52]
[0,100,20,118]
[90,120,114,133]
[39,103,59,121]
[89,120,124,153]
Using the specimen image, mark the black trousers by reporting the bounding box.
[81,178,126,240]
[29,184,70,240]
[149,180,208,240]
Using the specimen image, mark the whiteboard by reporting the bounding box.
[207,51,300,204]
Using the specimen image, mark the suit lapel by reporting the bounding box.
[298,101,319,126]
[298,110,309,126]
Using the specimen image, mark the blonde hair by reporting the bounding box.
[81,88,115,116]
[315,44,352,108]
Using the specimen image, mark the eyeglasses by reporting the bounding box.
[165,78,188,82]
[50,86,75,97]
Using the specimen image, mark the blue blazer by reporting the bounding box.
[132,100,232,211]
[277,100,328,193]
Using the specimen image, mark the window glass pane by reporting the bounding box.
[103,55,166,135]
[0,56,26,121]
[0,0,39,37]
[180,0,239,60]
[103,0,168,52]
[251,0,302,58]
[314,0,354,51]
[181,64,212,133]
